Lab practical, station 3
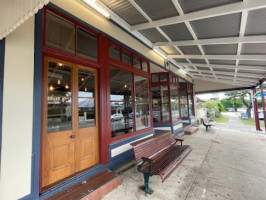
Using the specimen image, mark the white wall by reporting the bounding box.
[0,16,35,200]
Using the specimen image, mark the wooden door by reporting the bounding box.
[42,58,99,188]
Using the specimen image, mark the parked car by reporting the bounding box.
[228,108,235,112]
[259,111,264,120]
[129,112,140,119]
[111,113,123,121]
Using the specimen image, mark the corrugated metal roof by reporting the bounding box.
[174,58,188,63]
[160,46,181,55]
[191,13,241,39]
[203,44,238,55]
[138,28,167,42]
[178,0,242,14]
[179,45,202,55]
[197,66,209,70]
[160,23,194,41]
[214,68,235,72]
[100,0,148,25]
[239,60,266,66]
[241,43,266,55]
[135,0,179,21]
[190,59,207,64]
[209,59,236,65]
[245,8,266,36]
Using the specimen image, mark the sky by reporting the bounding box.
[197,92,226,101]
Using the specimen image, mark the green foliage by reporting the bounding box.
[218,103,225,112]
[202,100,219,118]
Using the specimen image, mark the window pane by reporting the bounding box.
[180,91,188,117]
[78,69,95,98]
[152,74,159,82]
[136,103,150,131]
[110,67,132,101]
[122,51,131,65]
[133,57,141,69]
[77,27,97,61]
[142,61,148,72]
[109,44,120,61]
[160,73,167,82]
[47,61,72,133]
[188,94,194,116]
[111,102,134,137]
[169,74,172,83]
[151,86,169,122]
[170,86,179,120]
[45,11,75,54]
[135,75,149,102]
[78,69,95,128]
[79,98,95,128]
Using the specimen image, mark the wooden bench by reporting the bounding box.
[131,131,192,195]
[203,117,215,131]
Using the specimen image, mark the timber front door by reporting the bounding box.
[42,57,99,188]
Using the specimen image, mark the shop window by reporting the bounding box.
[188,94,194,116]
[180,91,188,117]
[170,86,179,120]
[160,73,168,82]
[152,74,159,82]
[109,44,120,61]
[134,75,150,130]
[142,61,148,72]
[45,11,75,54]
[122,51,132,65]
[133,57,141,69]
[110,67,133,137]
[77,27,98,61]
[152,86,170,122]
[47,61,72,133]
[78,69,96,128]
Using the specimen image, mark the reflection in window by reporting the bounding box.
[170,86,179,120]
[110,67,134,137]
[77,27,97,61]
[78,69,96,128]
[133,57,141,69]
[47,61,72,133]
[142,61,148,72]
[45,11,75,54]
[152,86,169,122]
[109,44,120,61]
[152,74,159,83]
[122,51,131,65]
[180,91,188,117]
[188,94,194,116]
[160,73,168,82]
[135,75,150,130]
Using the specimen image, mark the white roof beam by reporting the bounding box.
[194,76,253,86]
[168,55,266,60]
[153,35,266,47]
[179,62,266,71]
[131,0,266,31]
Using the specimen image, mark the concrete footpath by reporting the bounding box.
[103,125,266,200]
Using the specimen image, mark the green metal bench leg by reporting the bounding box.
[140,173,153,195]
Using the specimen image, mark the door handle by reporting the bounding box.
[70,135,75,139]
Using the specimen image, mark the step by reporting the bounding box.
[46,169,120,200]
[185,126,199,135]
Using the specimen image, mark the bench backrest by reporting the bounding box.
[131,131,174,165]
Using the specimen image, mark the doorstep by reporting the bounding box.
[45,169,120,200]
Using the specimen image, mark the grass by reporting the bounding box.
[214,115,230,123]
[238,116,264,126]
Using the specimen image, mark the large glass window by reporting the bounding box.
[180,91,188,117]
[110,67,151,138]
[47,61,72,133]
[77,27,97,61]
[110,67,134,137]
[78,69,96,128]
[135,75,150,131]
[109,44,120,61]
[152,86,170,122]
[45,11,75,54]
[188,94,194,116]
[170,86,179,120]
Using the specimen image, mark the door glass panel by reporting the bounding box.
[78,69,96,128]
[134,75,149,102]
[77,27,98,61]
[47,61,72,133]
[45,11,75,54]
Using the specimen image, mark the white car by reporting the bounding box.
[111,113,123,121]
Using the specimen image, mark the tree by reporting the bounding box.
[202,100,219,118]
[224,91,252,117]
